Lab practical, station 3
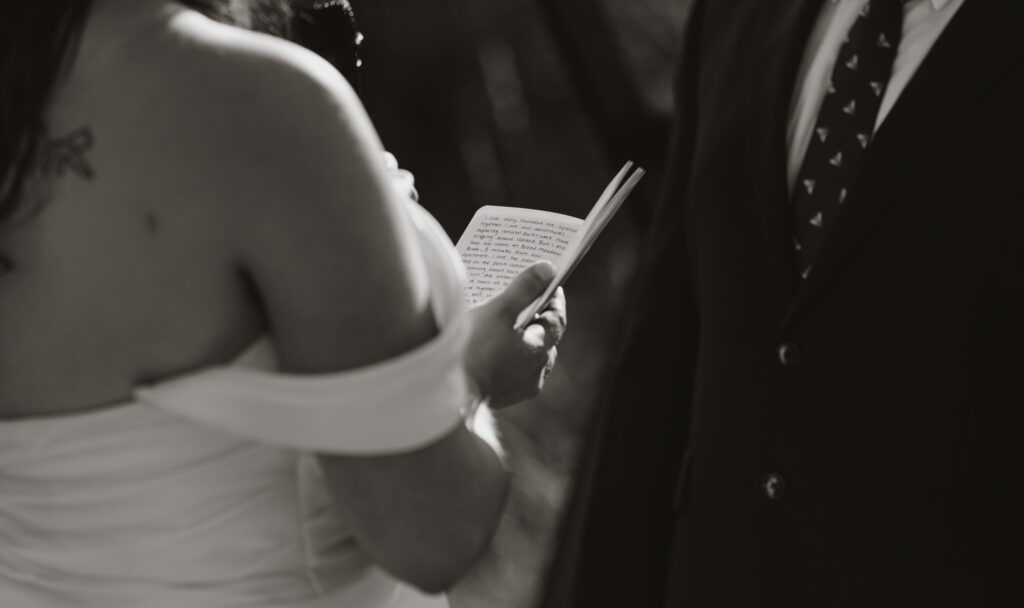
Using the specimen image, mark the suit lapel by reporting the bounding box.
[747,0,826,310]
[783,0,1024,327]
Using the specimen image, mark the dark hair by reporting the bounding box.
[179,0,293,38]
[0,0,293,227]
[0,1,93,225]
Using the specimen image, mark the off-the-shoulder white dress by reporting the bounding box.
[0,203,468,607]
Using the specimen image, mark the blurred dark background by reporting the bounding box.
[343,1,690,605]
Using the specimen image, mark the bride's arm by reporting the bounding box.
[188,25,557,592]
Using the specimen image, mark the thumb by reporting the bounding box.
[497,261,556,316]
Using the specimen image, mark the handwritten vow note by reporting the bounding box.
[455,162,645,326]
[456,207,582,306]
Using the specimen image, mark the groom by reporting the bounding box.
[549,0,1024,605]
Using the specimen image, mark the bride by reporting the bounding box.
[0,0,567,606]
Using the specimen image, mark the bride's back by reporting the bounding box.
[0,1,544,603]
[0,0,397,418]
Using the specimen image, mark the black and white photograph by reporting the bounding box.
[1,1,1019,606]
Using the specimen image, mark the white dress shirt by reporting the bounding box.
[787,0,965,192]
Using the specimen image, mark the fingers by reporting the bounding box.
[497,261,556,317]
[542,346,557,380]
[539,286,567,337]
[524,346,558,401]
[524,287,567,348]
[465,261,565,408]
[534,346,558,395]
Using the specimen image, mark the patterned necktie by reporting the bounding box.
[792,0,905,279]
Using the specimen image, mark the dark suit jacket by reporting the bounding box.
[546,1,1024,606]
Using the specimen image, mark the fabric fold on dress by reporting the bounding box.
[0,201,463,607]
[135,201,472,455]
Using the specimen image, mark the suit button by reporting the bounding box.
[761,473,786,500]
[777,342,800,366]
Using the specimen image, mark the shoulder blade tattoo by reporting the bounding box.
[40,127,96,181]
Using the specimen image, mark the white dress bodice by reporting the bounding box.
[0,202,465,607]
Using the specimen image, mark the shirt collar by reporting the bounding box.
[831,0,955,10]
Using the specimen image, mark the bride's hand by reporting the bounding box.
[465,261,567,408]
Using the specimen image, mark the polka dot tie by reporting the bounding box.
[792,0,905,279]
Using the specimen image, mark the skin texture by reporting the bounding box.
[0,0,565,592]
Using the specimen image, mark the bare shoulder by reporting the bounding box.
[161,7,366,130]
[86,4,436,373]
[73,2,411,255]
[59,2,412,276]
[95,4,383,199]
